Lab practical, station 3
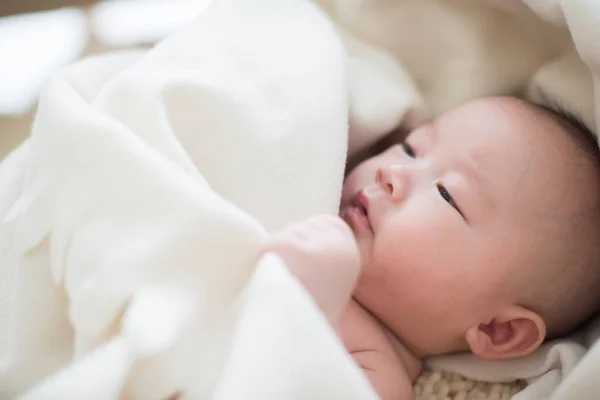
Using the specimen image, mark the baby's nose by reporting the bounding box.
[376,165,410,202]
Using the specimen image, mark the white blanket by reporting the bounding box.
[0,0,376,398]
[0,0,599,399]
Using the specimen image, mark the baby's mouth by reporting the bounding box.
[346,189,372,232]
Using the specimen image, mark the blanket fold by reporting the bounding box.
[1,0,374,398]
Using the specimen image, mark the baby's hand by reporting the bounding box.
[264,215,361,324]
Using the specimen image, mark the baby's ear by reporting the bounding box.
[464,305,546,360]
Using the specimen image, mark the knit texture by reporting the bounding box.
[414,369,526,400]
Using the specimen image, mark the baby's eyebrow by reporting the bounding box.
[456,155,495,210]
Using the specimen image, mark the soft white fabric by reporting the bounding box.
[1,0,600,399]
[0,0,376,398]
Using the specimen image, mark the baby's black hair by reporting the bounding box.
[538,103,600,161]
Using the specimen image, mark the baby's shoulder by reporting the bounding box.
[340,300,417,399]
[340,299,422,377]
[339,299,388,346]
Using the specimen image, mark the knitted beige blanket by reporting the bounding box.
[414,369,526,400]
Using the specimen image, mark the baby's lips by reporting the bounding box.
[344,204,372,233]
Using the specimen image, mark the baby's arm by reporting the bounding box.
[340,300,416,400]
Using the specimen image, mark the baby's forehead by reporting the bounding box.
[426,97,588,158]
[436,97,545,136]
[404,98,534,159]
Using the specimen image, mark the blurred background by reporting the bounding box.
[0,0,210,160]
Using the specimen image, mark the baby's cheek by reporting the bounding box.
[372,219,455,300]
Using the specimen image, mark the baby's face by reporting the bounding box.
[340,97,589,355]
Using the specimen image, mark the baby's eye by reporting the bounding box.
[402,143,416,158]
[435,181,464,217]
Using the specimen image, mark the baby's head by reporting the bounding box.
[340,96,600,361]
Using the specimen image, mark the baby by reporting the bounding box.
[265,96,600,399]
